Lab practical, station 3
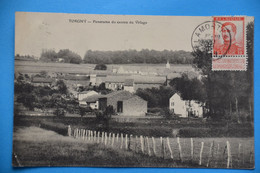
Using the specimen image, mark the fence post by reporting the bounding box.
[135,135,138,153]
[94,131,96,142]
[68,125,71,137]
[191,138,194,161]
[199,141,204,165]
[97,131,100,143]
[116,133,119,143]
[104,132,107,145]
[76,128,79,138]
[226,141,231,168]
[120,133,123,149]
[238,143,241,165]
[73,128,76,138]
[101,132,104,143]
[111,133,115,147]
[125,134,128,150]
[167,137,173,159]
[146,137,151,156]
[152,137,156,156]
[83,129,86,140]
[128,135,132,150]
[107,132,111,145]
[140,135,144,154]
[177,137,183,162]
[160,137,164,158]
[87,130,90,141]
[81,129,83,139]
[207,141,214,167]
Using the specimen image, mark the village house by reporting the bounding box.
[104,75,127,90]
[133,75,166,90]
[169,93,204,118]
[78,90,98,106]
[81,94,101,109]
[84,90,147,116]
[123,79,135,93]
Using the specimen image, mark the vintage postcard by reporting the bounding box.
[13,12,254,169]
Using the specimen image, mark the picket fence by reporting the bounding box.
[67,125,254,168]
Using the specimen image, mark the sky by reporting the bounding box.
[16,12,245,59]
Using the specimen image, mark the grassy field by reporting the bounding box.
[14,60,194,74]
[13,126,191,167]
[14,116,254,138]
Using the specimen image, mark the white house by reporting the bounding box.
[169,93,188,117]
[78,90,99,106]
[169,93,204,118]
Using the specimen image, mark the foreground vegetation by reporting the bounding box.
[13,126,189,167]
[14,116,254,138]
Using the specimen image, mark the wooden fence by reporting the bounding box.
[67,125,254,168]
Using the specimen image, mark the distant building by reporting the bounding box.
[87,90,147,116]
[124,79,135,93]
[104,75,126,90]
[166,60,171,69]
[169,93,188,117]
[104,91,147,116]
[81,94,101,109]
[133,75,166,90]
[169,93,204,118]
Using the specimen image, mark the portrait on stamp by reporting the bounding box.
[213,17,245,56]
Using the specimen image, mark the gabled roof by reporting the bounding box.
[106,90,132,98]
[79,90,98,94]
[105,75,129,83]
[81,94,105,102]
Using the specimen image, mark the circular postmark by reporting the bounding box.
[191,21,232,60]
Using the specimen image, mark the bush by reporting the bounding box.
[148,107,162,114]
[54,108,65,117]
[40,120,68,136]
[94,64,107,70]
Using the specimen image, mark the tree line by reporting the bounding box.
[83,49,194,64]
[39,49,194,64]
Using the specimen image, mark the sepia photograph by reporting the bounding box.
[13,12,254,169]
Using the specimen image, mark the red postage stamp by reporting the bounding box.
[212,16,247,71]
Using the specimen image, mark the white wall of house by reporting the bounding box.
[190,100,203,117]
[124,86,135,93]
[169,93,187,117]
[169,93,204,118]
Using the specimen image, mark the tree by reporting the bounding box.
[16,93,36,110]
[55,80,68,94]
[40,49,58,62]
[54,108,65,117]
[169,74,206,102]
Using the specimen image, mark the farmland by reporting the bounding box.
[14,60,194,74]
